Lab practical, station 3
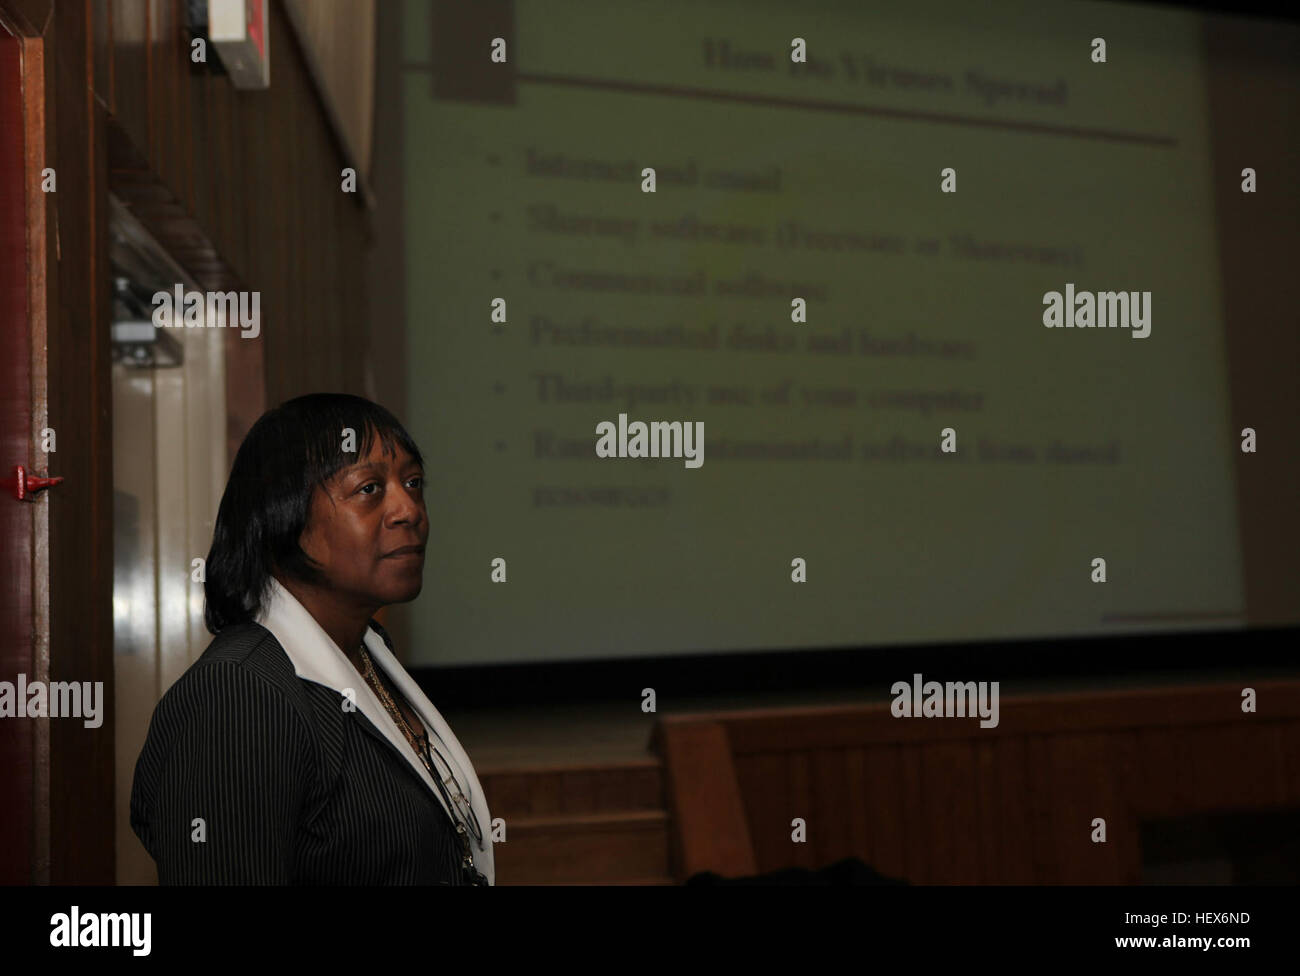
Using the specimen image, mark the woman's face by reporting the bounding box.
[298,434,428,608]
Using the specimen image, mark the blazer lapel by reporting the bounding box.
[254,578,465,838]
[362,627,495,884]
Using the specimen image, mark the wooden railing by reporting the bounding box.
[653,679,1300,883]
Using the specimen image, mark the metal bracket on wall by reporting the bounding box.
[111,276,184,369]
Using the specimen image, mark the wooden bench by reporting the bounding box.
[652,679,1300,883]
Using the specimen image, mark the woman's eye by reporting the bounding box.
[359,478,420,495]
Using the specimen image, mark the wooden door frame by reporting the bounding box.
[0,0,49,887]
[0,0,116,884]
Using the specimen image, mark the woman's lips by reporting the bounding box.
[383,546,425,560]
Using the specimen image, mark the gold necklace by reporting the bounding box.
[359,647,474,815]
[359,645,485,882]
[359,646,430,763]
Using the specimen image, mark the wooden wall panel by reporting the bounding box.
[560,768,600,814]
[109,0,146,155]
[282,0,374,179]
[0,0,52,35]
[302,63,323,385]
[221,85,245,277]
[1104,730,1143,883]
[978,736,1035,882]
[1135,722,1286,818]
[5,0,376,882]
[861,745,905,879]
[95,0,373,420]
[239,65,266,286]
[44,1,116,883]
[2,0,376,881]
[1282,721,1300,806]
[184,58,203,221]
[656,722,755,879]
[0,27,36,886]
[207,71,232,267]
[366,0,405,420]
[786,750,811,867]
[286,72,304,393]
[734,751,785,872]
[165,0,184,196]
[326,145,345,391]
[809,748,850,869]
[144,0,162,180]
[659,680,1300,883]
[1036,733,1132,883]
[841,748,869,862]
[899,741,927,880]
[92,0,110,105]
[921,740,980,882]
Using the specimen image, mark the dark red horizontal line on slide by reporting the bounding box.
[403,63,1177,146]
[1101,611,1243,622]
[510,71,1179,147]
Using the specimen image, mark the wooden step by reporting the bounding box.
[479,758,665,818]
[497,877,677,886]
[492,809,672,884]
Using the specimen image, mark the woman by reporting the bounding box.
[130,393,493,885]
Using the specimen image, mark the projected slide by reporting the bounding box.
[402,0,1243,666]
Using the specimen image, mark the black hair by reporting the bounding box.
[204,392,424,634]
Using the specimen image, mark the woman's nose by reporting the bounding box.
[387,484,423,524]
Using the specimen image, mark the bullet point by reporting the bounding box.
[495,440,506,451]
[490,212,501,222]
[493,382,505,394]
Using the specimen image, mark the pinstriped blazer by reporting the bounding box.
[130,619,480,885]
